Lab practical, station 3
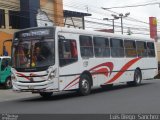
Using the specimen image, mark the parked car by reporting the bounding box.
[0,56,11,89]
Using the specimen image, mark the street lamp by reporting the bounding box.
[103,17,119,33]
[110,12,130,34]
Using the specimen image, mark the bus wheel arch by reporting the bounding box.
[81,71,93,86]
[78,71,92,96]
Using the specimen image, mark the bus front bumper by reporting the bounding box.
[12,80,59,92]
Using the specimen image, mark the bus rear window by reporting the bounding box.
[147,42,155,57]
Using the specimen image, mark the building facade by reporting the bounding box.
[0,0,63,55]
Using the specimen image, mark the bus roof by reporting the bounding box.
[56,26,154,42]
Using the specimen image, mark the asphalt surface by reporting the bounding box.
[0,79,160,114]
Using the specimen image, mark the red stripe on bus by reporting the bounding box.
[93,68,109,77]
[63,77,80,90]
[105,57,141,84]
[16,73,30,80]
[89,62,113,76]
[63,62,114,90]
[67,81,79,89]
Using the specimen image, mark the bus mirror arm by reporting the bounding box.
[58,35,66,40]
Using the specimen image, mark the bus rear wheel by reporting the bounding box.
[79,74,91,96]
[127,69,142,86]
[39,92,53,98]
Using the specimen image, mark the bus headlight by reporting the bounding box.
[48,71,56,81]
[11,73,17,82]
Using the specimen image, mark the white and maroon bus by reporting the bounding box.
[11,27,158,97]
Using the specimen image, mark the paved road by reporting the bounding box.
[0,89,37,102]
[0,79,160,114]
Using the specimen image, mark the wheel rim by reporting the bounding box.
[82,79,89,92]
[135,71,141,83]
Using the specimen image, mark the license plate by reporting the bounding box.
[28,85,34,89]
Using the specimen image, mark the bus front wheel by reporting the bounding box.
[39,92,53,98]
[79,74,91,96]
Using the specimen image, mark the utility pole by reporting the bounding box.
[111,12,130,34]
[103,16,119,33]
[102,7,130,34]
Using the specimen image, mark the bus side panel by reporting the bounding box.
[139,58,158,79]
[57,29,158,91]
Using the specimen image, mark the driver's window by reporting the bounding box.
[59,39,78,67]
[1,58,10,71]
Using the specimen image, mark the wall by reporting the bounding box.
[40,0,64,26]
[0,32,12,56]
[0,0,20,55]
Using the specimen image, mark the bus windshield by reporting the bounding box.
[12,37,55,71]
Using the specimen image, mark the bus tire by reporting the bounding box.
[79,74,91,96]
[4,77,12,89]
[127,69,142,86]
[39,92,53,98]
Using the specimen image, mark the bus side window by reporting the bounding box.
[110,38,124,57]
[136,41,147,57]
[59,39,78,67]
[93,37,110,57]
[124,40,137,57]
[79,35,93,58]
[70,40,78,58]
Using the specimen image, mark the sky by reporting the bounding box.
[63,0,160,37]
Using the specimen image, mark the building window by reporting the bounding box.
[147,42,155,57]
[136,41,147,57]
[110,38,124,57]
[59,39,78,66]
[124,40,137,57]
[9,10,20,29]
[93,37,110,57]
[0,9,5,28]
[79,35,93,58]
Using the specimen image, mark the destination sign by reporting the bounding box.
[15,28,54,38]
[21,29,50,37]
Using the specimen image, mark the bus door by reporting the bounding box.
[58,34,79,90]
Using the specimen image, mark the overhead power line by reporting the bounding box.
[102,2,160,9]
